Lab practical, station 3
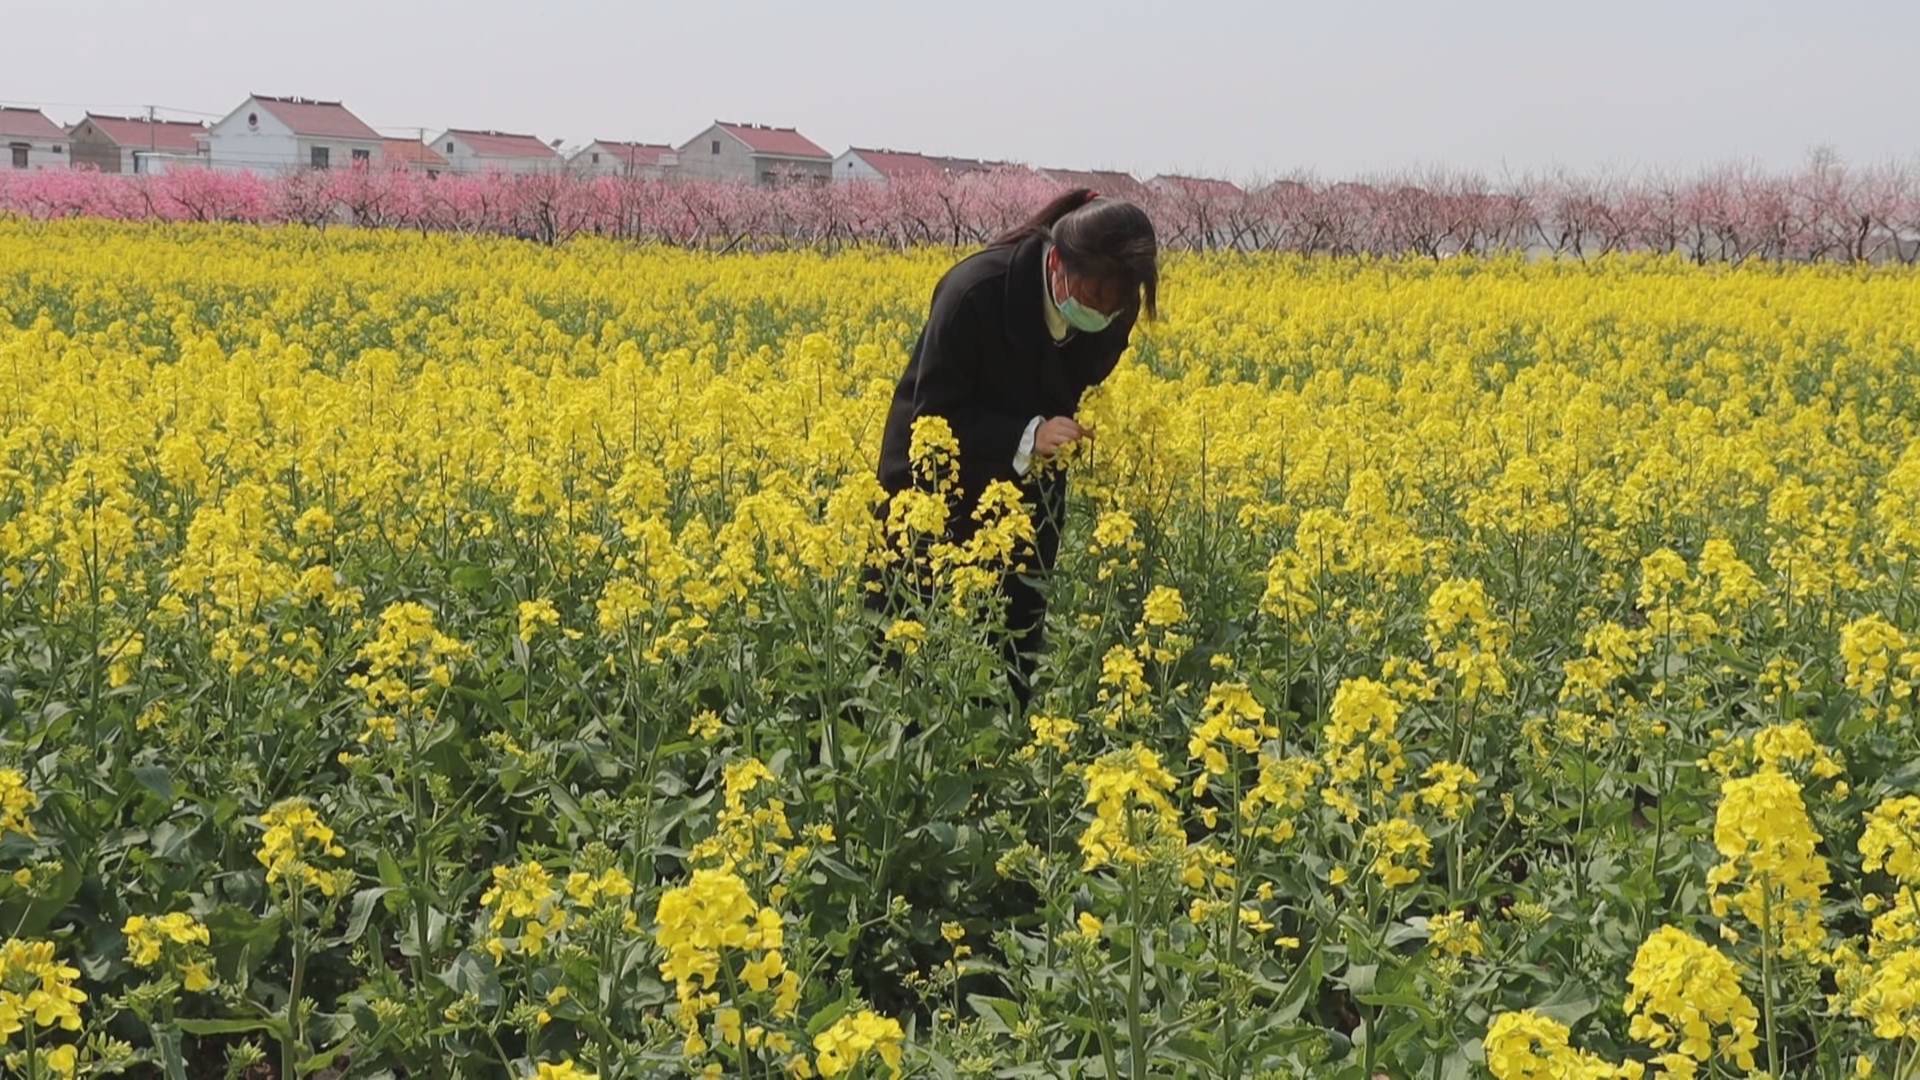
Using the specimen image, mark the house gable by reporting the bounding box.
[210,98,296,140]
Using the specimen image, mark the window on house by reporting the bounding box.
[9,144,27,169]
[311,145,330,169]
[351,148,370,164]
[446,142,454,152]
[711,139,720,154]
[52,144,63,154]
[426,169,440,181]
[591,152,600,164]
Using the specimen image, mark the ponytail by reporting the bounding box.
[988,187,1100,247]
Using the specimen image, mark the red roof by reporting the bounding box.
[381,138,447,167]
[0,106,66,141]
[79,113,205,154]
[715,121,829,160]
[590,140,675,167]
[929,155,1011,175]
[1150,173,1244,199]
[845,147,942,179]
[1040,166,1150,200]
[447,129,559,159]
[251,95,381,140]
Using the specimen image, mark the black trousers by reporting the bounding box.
[862,503,1060,714]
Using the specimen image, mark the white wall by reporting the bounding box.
[434,133,559,175]
[207,101,300,174]
[296,137,379,170]
[832,151,885,183]
[674,125,755,183]
[138,153,210,176]
[3,139,69,170]
[569,144,676,179]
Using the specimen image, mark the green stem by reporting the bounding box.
[1760,886,1779,1077]
[286,886,308,1080]
[1071,946,1122,1080]
[1362,997,1377,1080]
[1126,864,1147,1080]
[873,709,917,892]
[1645,736,1668,938]
[403,710,435,985]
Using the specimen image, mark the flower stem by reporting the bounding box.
[286,885,308,1080]
[1760,886,1779,1077]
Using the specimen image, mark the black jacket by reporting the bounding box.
[876,233,1136,532]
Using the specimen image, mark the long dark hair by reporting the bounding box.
[990,188,1159,320]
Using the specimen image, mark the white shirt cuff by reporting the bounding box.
[1012,415,1043,476]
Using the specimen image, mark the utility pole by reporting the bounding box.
[139,104,157,174]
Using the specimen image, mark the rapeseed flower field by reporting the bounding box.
[2,219,1920,1077]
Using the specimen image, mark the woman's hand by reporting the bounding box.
[1034,416,1090,458]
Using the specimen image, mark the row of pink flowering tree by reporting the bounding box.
[3,153,1918,260]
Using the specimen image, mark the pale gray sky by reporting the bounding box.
[8,0,1915,182]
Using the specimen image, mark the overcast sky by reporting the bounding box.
[8,0,1915,181]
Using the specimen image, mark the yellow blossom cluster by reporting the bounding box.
[121,912,214,992]
[653,867,800,1051]
[1840,614,1919,723]
[0,771,36,840]
[1707,767,1831,958]
[1623,926,1761,1075]
[0,938,87,1047]
[1483,1010,1640,1079]
[810,1010,904,1078]
[1078,744,1182,871]
[255,798,347,898]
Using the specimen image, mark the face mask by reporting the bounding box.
[1049,258,1115,333]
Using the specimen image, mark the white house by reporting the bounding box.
[833,147,1011,184]
[1148,173,1244,200]
[674,121,832,186]
[1040,166,1151,201]
[67,113,206,174]
[569,140,677,178]
[832,148,941,184]
[430,129,561,174]
[1,107,69,170]
[206,95,383,174]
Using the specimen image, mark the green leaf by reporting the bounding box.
[153,1023,189,1080]
[328,886,394,948]
[205,904,285,980]
[437,949,501,1007]
[1353,985,1434,1020]
[1336,962,1377,995]
[546,785,591,837]
[178,1014,291,1040]
[131,764,174,803]
[928,773,972,818]
[1269,941,1323,1023]
[965,993,1021,1035]
[805,996,851,1037]
[2,857,82,937]
[1533,986,1598,1026]
[375,848,407,891]
[301,1045,347,1074]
